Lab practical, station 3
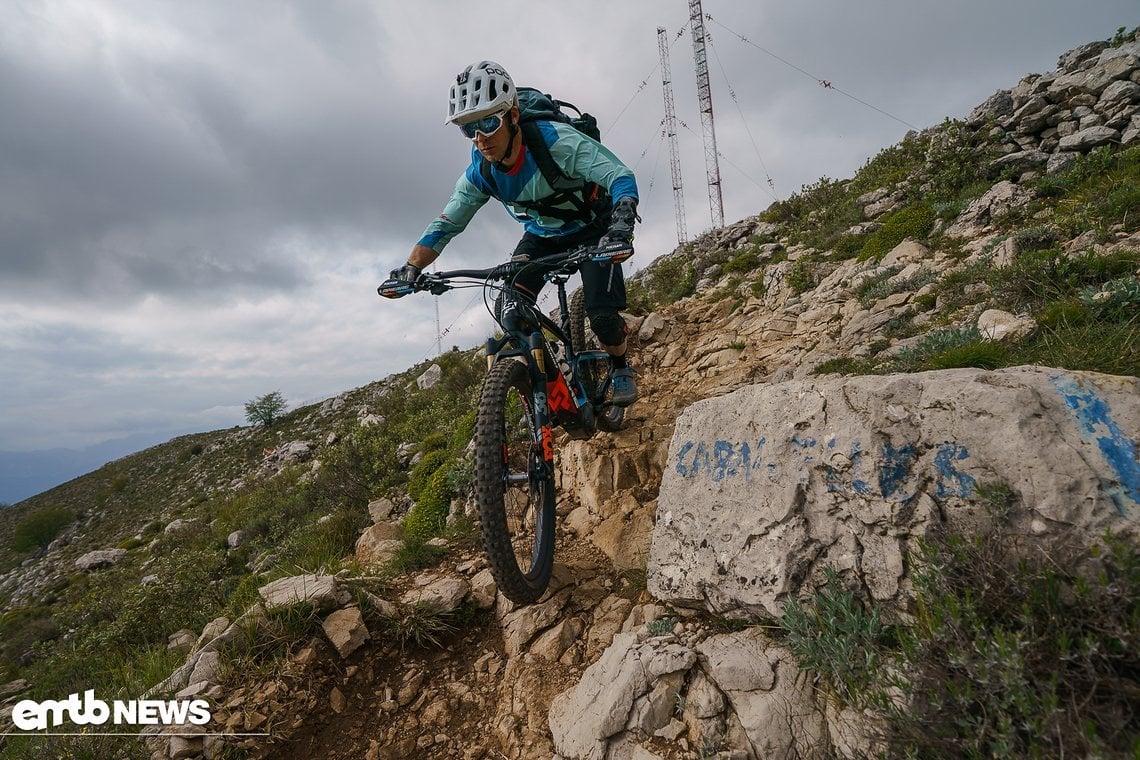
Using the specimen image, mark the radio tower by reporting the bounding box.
[689,0,724,228]
[658,27,688,245]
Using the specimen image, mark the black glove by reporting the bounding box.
[597,198,642,263]
[596,197,639,261]
[377,262,422,299]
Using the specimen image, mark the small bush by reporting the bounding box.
[11,506,73,553]
[627,255,696,312]
[884,325,988,372]
[783,525,1140,758]
[407,449,451,502]
[382,603,457,649]
[858,205,935,261]
[888,532,1140,757]
[853,265,904,306]
[922,340,1009,371]
[989,247,1139,312]
[781,567,888,708]
[787,258,818,294]
[404,466,452,540]
[722,250,761,274]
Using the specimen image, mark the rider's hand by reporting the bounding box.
[377,262,422,299]
[597,197,639,251]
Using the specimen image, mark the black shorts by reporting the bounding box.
[508,221,627,317]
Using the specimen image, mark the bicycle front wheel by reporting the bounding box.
[474,357,556,605]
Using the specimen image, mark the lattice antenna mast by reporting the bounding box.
[658,26,688,245]
[689,0,724,228]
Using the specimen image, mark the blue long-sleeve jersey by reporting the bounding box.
[417,121,638,252]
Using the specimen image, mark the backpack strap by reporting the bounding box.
[480,121,609,223]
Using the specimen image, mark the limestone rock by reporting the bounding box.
[258,574,351,612]
[74,549,127,571]
[649,368,1140,619]
[355,523,403,566]
[400,575,471,613]
[417,364,443,390]
[322,606,370,658]
[977,309,1037,342]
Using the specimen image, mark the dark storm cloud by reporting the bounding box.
[0,0,451,306]
[1,0,1136,457]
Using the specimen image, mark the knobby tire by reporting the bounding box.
[474,358,556,605]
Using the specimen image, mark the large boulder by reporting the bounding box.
[75,549,127,571]
[648,367,1140,619]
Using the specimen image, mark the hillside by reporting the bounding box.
[2,27,1139,760]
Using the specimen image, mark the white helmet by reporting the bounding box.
[446,60,517,125]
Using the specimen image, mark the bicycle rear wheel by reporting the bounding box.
[474,357,556,605]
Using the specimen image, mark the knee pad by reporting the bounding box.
[588,312,627,347]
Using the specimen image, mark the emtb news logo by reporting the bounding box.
[12,690,211,731]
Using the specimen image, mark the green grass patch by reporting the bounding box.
[782,520,1140,758]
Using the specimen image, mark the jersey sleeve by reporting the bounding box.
[546,123,639,206]
[416,171,491,253]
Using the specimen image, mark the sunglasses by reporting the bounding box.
[459,110,510,139]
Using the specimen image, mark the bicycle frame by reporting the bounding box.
[383,245,618,440]
[378,242,631,604]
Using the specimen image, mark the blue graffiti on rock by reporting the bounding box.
[1052,375,1140,519]
[674,434,977,503]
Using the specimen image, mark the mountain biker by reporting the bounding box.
[384,60,641,407]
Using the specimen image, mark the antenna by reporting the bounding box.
[689,0,725,228]
[658,26,688,246]
[432,262,442,356]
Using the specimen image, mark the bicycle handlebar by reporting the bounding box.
[377,240,633,299]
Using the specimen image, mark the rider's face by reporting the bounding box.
[473,110,514,163]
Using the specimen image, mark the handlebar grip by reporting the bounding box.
[592,240,634,264]
[377,278,416,299]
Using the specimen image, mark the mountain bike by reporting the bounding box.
[378,242,634,604]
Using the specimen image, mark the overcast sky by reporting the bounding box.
[1,0,1135,453]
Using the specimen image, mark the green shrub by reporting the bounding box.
[885,325,986,372]
[1080,274,1140,322]
[831,233,866,260]
[858,205,935,261]
[407,449,451,502]
[1011,321,1140,377]
[627,255,696,312]
[989,246,1139,312]
[1035,145,1140,237]
[418,431,450,452]
[853,265,904,306]
[887,532,1140,757]
[11,506,73,553]
[404,466,452,540]
[787,258,818,294]
[781,567,887,708]
[1037,297,1091,329]
[722,249,761,274]
[783,525,1140,758]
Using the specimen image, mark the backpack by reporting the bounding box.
[479,86,609,223]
